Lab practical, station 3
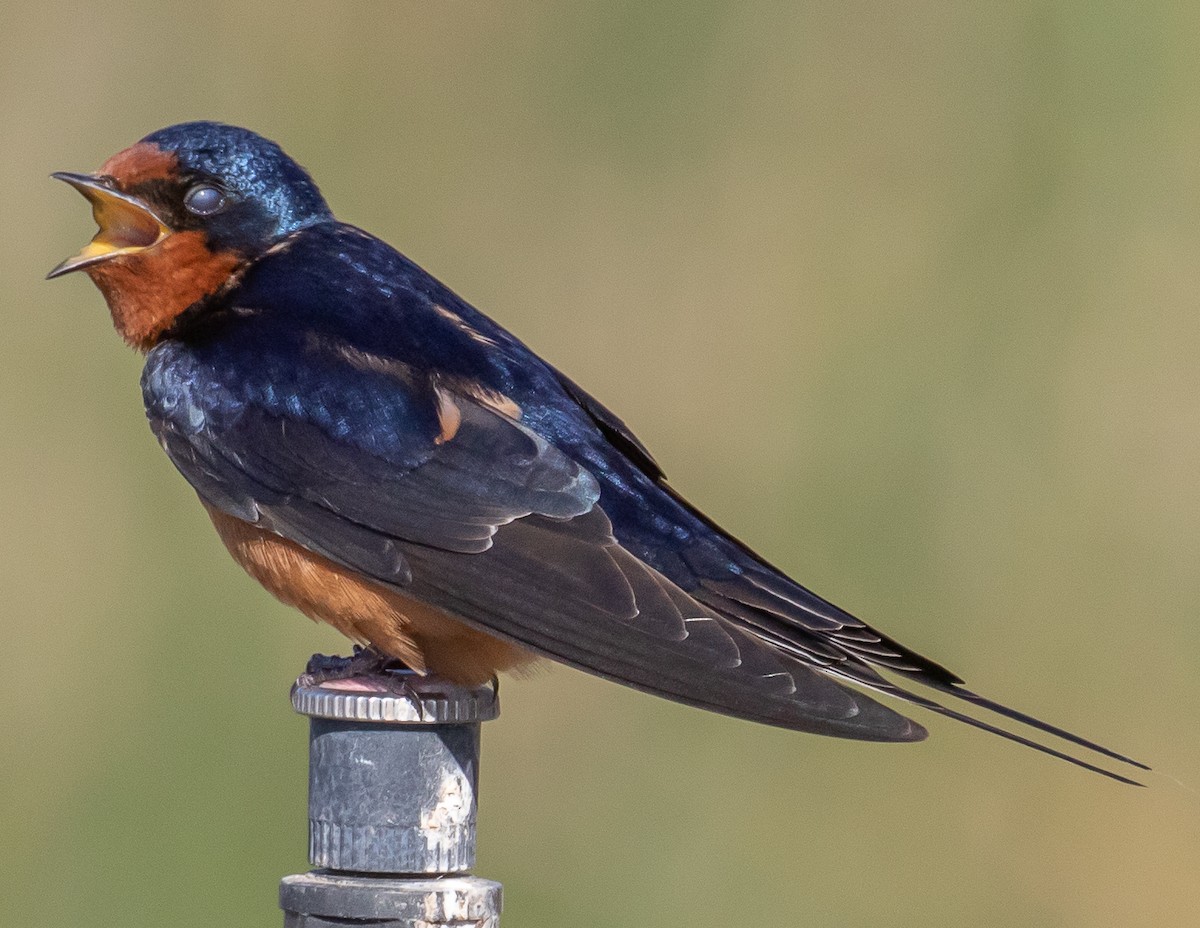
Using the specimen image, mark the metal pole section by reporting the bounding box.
[279,672,503,928]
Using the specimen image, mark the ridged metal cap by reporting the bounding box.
[280,872,502,928]
[291,675,498,725]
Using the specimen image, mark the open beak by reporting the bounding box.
[47,172,171,279]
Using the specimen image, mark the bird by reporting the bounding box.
[50,121,1144,784]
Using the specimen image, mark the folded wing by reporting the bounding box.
[143,338,925,742]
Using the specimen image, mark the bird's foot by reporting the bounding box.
[297,646,427,713]
[301,645,402,683]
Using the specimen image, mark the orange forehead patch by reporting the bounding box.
[99,141,178,186]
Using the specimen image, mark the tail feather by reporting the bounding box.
[828,666,1147,786]
[911,677,1150,771]
[696,570,1147,782]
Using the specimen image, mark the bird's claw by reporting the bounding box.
[297,646,428,719]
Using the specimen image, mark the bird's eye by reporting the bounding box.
[184,183,227,217]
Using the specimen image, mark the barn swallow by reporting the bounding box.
[50,122,1145,783]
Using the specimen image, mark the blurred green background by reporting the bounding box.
[4,2,1198,926]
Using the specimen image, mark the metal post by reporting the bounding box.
[279,671,503,928]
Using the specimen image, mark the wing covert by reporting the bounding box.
[143,338,600,560]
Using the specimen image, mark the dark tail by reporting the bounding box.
[832,665,1148,786]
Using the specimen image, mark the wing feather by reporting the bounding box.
[143,340,924,742]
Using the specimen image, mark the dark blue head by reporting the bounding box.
[50,122,337,349]
[132,121,333,253]
[142,122,332,245]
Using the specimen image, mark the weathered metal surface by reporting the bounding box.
[280,872,501,928]
[280,673,502,927]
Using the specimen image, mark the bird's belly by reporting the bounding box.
[203,504,535,684]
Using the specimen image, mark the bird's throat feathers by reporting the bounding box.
[86,233,245,351]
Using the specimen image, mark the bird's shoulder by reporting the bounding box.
[218,222,532,378]
[148,221,660,475]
